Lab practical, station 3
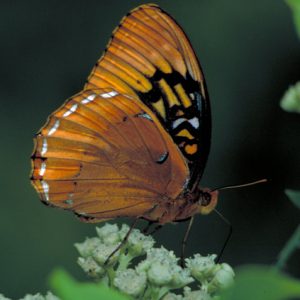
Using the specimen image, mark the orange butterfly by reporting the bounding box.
[31,4,217,226]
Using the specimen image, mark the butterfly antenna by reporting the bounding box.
[211,178,267,192]
[214,209,232,263]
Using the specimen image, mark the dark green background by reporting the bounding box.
[1,0,299,298]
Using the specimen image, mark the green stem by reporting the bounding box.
[144,285,169,300]
[106,266,116,287]
[117,253,134,272]
[99,275,109,286]
[157,286,171,299]
[276,224,300,270]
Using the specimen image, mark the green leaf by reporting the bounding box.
[280,82,300,113]
[220,266,300,300]
[276,225,300,270]
[49,268,130,300]
[286,0,300,38]
[285,189,300,209]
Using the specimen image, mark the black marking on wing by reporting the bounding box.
[156,151,169,164]
[136,69,210,191]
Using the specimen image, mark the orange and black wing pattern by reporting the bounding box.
[31,89,188,221]
[85,4,211,190]
[31,4,210,222]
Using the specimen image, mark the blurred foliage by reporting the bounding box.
[285,189,300,209]
[286,0,300,37]
[275,190,300,270]
[219,266,300,300]
[280,0,300,114]
[280,82,300,113]
[49,269,129,300]
[276,225,300,270]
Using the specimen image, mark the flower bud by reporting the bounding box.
[207,263,235,293]
[183,287,212,300]
[19,292,59,300]
[162,293,183,300]
[114,269,146,297]
[171,268,194,288]
[74,237,101,257]
[77,256,105,278]
[148,261,173,285]
[185,254,217,282]
[92,243,120,266]
[96,224,120,245]
[138,247,193,288]
[127,229,155,257]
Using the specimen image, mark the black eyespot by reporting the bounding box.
[156,152,169,164]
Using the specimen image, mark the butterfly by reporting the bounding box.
[30,4,219,227]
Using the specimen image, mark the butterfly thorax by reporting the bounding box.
[143,189,219,224]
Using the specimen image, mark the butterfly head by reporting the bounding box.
[197,188,219,215]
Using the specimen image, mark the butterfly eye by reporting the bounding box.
[200,192,211,206]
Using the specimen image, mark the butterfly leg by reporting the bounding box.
[142,221,155,234]
[147,224,163,235]
[180,216,194,267]
[104,218,139,265]
[214,209,232,263]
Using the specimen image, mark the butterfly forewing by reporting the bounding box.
[31,89,189,220]
[85,4,211,190]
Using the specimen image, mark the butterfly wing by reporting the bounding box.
[31,89,189,221]
[85,4,211,191]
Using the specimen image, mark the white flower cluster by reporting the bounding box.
[0,292,59,300]
[76,223,235,300]
[75,223,155,280]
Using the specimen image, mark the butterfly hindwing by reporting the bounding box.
[85,4,211,190]
[31,89,189,220]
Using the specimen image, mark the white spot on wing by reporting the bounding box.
[48,120,60,136]
[63,103,78,117]
[41,138,48,156]
[81,94,96,104]
[39,162,46,176]
[64,197,73,205]
[41,181,49,201]
[188,117,199,129]
[100,91,118,98]
[137,113,152,121]
[189,93,195,100]
[183,176,190,190]
[172,117,200,129]
[172,118,186,129]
